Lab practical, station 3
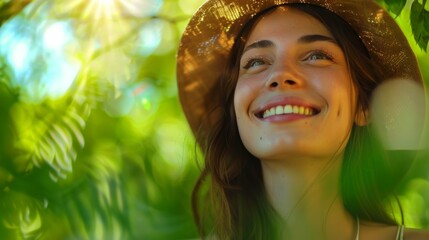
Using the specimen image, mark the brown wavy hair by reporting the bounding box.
[192,3,403,239]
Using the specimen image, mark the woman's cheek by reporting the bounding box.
[234,80,258,114]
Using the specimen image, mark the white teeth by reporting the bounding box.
[292,106,299,114]
[262,104,316,118]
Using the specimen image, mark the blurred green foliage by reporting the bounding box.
[0,0,428,239]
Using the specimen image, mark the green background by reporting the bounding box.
[0,0,428,239]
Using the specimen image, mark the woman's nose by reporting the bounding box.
[268,79,299,88]
[265,67,303,89]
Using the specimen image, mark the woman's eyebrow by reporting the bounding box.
[242,40,274,54]
[242,35,337,55]
[298,34,337,44]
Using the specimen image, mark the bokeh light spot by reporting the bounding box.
[371,79,426,150]
[138,20,162,56]
[9,40,29,72]
[141,98,151,111]
[42,58,80,99]
[138,18,176,56]
[104,91,135,117]
[43,21,71,50]
[119,0,163,18]
[154,19,175,55]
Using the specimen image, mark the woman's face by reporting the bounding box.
[234,7,362,162]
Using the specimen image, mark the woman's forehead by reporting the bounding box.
[245,7,333,47]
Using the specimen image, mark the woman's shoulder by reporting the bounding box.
[404,228,429,240]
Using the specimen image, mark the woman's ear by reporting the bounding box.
[354,106,369,126]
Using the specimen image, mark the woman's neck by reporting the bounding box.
[261,155,356,240]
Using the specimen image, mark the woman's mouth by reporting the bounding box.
[255,104,320,119]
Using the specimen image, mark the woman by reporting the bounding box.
[177,0,428,239]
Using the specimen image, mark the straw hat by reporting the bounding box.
[176,0,423,141]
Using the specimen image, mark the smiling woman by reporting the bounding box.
[235,7,358,164]
[176,0,428,239]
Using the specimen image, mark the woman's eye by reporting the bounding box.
[305,51,333,61]
[243,58,267,69]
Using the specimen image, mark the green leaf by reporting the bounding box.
[11,100,89,180]
[410,0,429,51]
[385,0,407,16]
